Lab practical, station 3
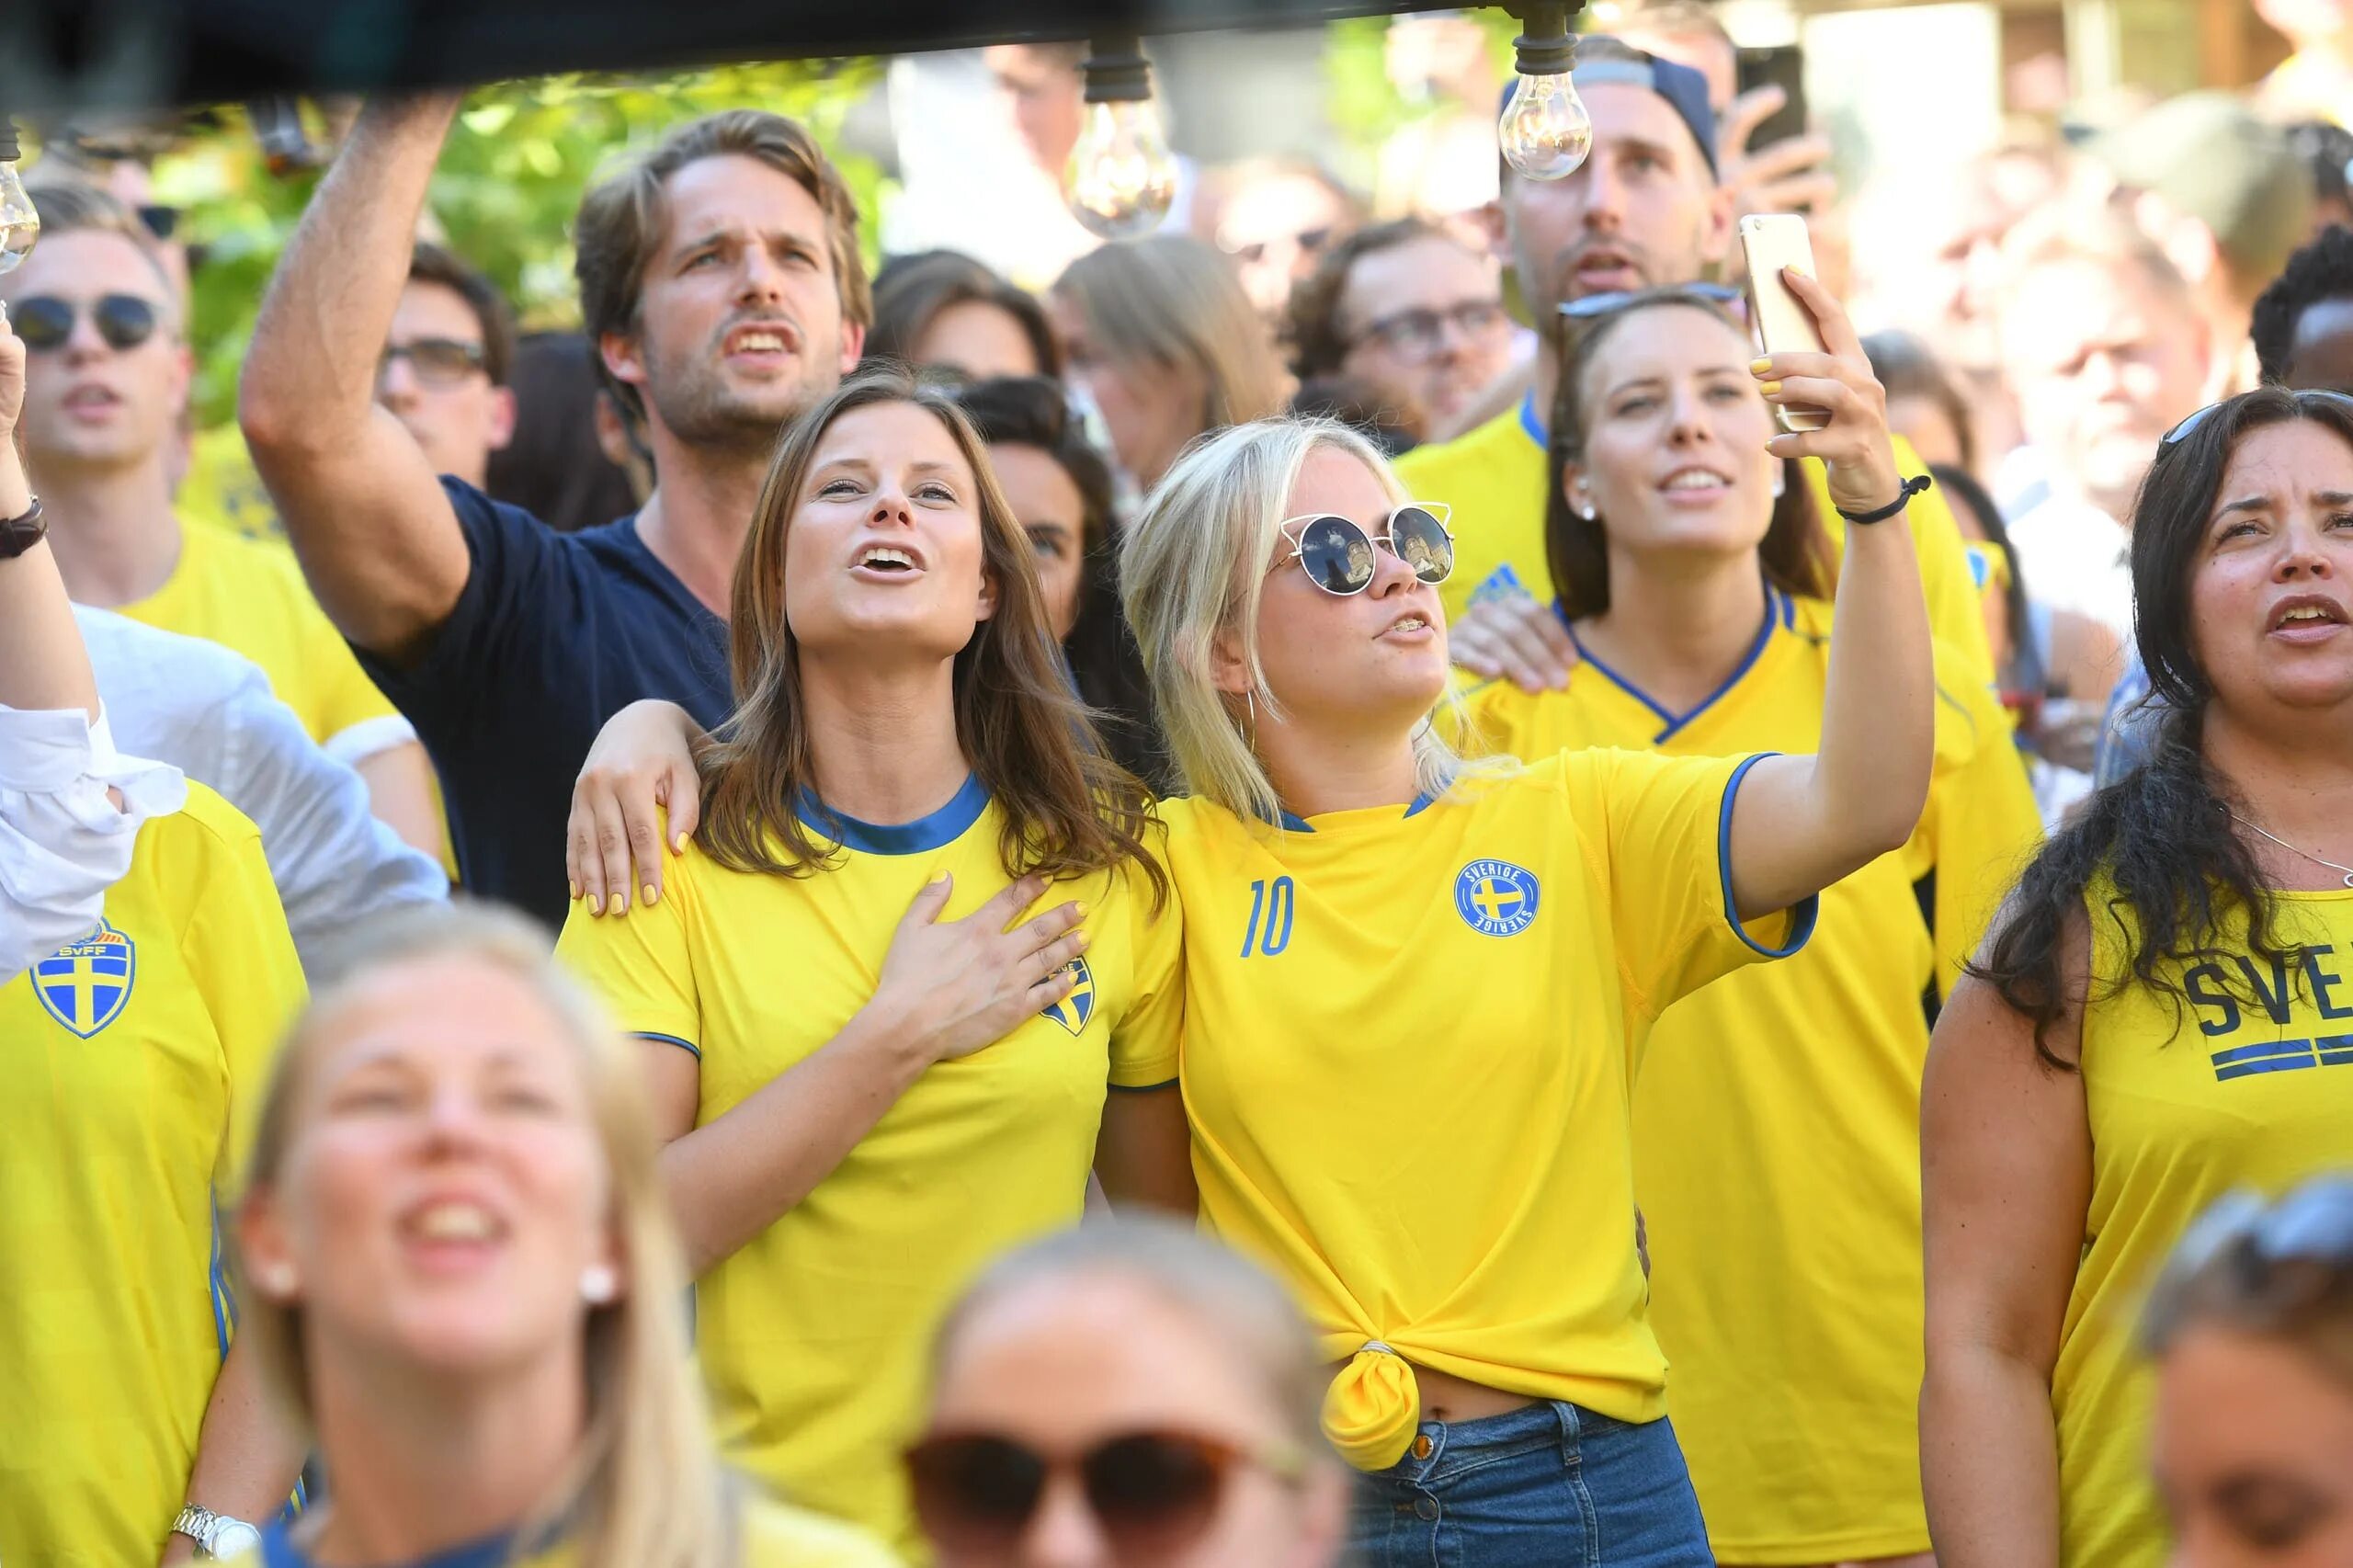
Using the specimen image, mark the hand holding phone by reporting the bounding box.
[1738,214,1830,434]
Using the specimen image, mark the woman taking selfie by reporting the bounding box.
[1462,285,2040,1568]
[2143,1177,2353,1568]
[911,1218,1349,1568]
[1113,265,1938,1562]
[553,367,1184,1551]
[227,905,896,1568]
[1923,387,2353,1568]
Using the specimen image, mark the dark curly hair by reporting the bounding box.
[2252,225,2353,386]
[1969,386,2353,1068]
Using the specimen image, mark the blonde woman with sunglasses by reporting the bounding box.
[1110,261,1937,1564]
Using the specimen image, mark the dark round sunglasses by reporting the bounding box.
[906,1428,1303,1560]
[1276,504,1454,597]
[11,293,163,354]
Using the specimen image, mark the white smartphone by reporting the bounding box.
[1738,213,1830,434]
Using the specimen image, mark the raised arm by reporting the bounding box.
[1919,957,2092,1568]
[0,307,97,720]
[1723,267,1935,917]
[238,94,472,663]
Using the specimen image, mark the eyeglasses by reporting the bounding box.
[906,1429,1305,1560]
[378,337,491,390]
[9,293,163,354]
[2163,388,2353,447]
[1355,299,1511,362]
[1276,504,1454,596]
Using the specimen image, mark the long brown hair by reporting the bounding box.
[1545,291,1834,619]
[699,365,1164,901]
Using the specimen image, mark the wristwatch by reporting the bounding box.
[170,1505,264,1560]
[0,496,44,560]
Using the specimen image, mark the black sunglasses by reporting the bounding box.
[10,293,163,354]
[2164,388,2353,447]
[1276,504,1454,597]
[906,1429,1303,1560]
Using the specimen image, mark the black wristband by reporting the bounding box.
[1835,473,1931,527]
[0,496,44,561]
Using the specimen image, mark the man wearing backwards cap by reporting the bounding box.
[1397,38,1990,692]
[2088,93,2313,398]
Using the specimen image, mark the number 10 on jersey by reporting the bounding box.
[1242,877,1295,958]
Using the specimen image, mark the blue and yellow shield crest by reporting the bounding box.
[1040,956,1097,1037]
[35,919,137,1039]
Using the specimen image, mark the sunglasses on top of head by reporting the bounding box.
[8,293,163,354]
[2162,387,2353,448]
[906,1427,1306,1562]
[1275,503,1454,597]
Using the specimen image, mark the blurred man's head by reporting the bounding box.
[1500,40,1727,324]
[1849,143,2061,376]
[1289,217,1514,428]
[1613,0,1739,114]
[2000,205,2211,520]
[574,109,870,468]
[1213,161,1363,320]
[2253,225,2353,393]
[379,244,517,489]
[984,43,1088,178]
[0,182,188,485]
[2090,95,2312,312]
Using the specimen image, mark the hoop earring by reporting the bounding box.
[1244,688,1257,743]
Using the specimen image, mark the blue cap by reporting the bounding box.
[1502,41,1720,183]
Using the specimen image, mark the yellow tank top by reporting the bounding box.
[2056,885,2353,1567]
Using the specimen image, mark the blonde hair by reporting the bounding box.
[1054,236,1289,432]
[931,1217,1332,1457]
[237,904,740,1568]
[1119,416,1470,824]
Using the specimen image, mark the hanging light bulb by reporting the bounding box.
[1500,3,1593,181]
[1064,33,1178,242]
[0,115,39,275]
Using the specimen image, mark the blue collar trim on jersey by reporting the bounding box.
[1518,389,1546,449]
[797,771,990,855]
[1274,791,1437,834]
[264,1521,520,1568]
[1558,585,1787,744]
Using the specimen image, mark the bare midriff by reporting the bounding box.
[1327,1357,1539,1425]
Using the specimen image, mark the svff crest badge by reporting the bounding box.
[1040,956,1097,1036]
[1455,860,1540,937]
[35,919,137,1039]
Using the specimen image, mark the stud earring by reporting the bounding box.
[258,1262,299,1299]
[1770,467,1787,499]
[581,1264,619,1306]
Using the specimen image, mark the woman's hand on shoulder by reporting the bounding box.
[1754,267,1904,517]
[568,699,707,916]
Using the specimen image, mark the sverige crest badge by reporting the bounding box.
[35,919,137,1039]
[1040,956,1097,1036]
[1456,860,1540,937]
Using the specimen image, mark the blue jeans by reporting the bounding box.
[1349,1400,1715,1567]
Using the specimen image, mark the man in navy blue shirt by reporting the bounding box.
[242,95,870,929]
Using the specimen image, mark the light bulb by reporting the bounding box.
[0,116,35,276]
[1065,98,1177,241]
[1499,70,1593,180]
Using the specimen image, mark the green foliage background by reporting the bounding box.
[148,62,885,428]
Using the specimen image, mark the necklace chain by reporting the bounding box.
[2229,811,2353,889]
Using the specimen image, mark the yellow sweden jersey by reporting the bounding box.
[0,785,305,1568]
[1392,396,1995,687]
[118,521,404,756]
[234,1492,904,1568]
[1466,590,2041,1562]
[1158,751,1813,1452]
[2055,888,2353,1568]
[554,777,1182,1551]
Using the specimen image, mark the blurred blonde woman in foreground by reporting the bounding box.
[223,905,897,1568]
[912,1217,1350,1568]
